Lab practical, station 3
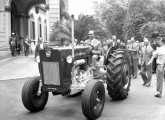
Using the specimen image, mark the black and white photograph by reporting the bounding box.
[0,0,165,120]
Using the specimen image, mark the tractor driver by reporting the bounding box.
[85,30,102,72]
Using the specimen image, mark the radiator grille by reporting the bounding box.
[43,62,60,85]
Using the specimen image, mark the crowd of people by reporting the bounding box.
[82,30,165,98]
[126,33,165,98]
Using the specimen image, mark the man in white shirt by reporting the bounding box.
[148,37,165,98]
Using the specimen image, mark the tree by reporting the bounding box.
[74,14,108,42]
[94,0,165,42]
[49,14,108,45]
[122,0,159,41]
[94,0,127,40]
[49,20,71,46]
[140,21,165,39]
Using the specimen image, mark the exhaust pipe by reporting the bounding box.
[74,59,85,66]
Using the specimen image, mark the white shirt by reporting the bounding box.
[40,43,44,49]
[91,39,95,46]
[36,43,44,63]
[154,46,165,64]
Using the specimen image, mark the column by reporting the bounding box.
[49,0,60,33]
[5,7,11,50]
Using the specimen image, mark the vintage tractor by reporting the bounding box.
[21,16,132,120]
[21,45,132,120]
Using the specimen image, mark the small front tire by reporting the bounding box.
[82,80,105,120]
[22,76,48,112]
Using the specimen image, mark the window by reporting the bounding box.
[30,14,35,39]
[38,17,42,38]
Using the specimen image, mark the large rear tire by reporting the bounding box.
[22,76,49,112]
[105,49,131,100]
[82,80,105,120]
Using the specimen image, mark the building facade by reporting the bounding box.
[0,0,68,58]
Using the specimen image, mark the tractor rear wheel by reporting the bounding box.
[106,49,131,100]
[22,76,48,112]
[82,80,105,120]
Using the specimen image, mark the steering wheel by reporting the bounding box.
[82,42,94,51]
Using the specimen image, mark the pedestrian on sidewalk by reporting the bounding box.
[140,38,154,87]
[14,31,21,55]
[9,32,16,56]
[24,35,31,56]
[148,37,165,98]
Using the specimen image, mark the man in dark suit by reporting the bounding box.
[140,38,154,87]
[34,37,49,74]
[34,37,49,61]
[114,39,124,49]
[127,37,140,79]
[108,35,117,48]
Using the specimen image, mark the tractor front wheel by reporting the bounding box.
[22,76,49,112]
[82,80,105,120]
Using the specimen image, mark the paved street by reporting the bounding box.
[0,56,165,120]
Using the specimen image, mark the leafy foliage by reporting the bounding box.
[74,14,108,42]
[94,0,165,42]
[49,14,108,45]
[94,0,127,40]
[49,20,71,46]
[140,21,165,38]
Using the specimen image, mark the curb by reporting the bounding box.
[0,77,35,81]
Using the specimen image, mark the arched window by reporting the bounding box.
[44,20,47,41]
[30,14,35,39]
[38,17,42,38]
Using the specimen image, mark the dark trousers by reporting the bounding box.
[38,63,41,74]
[15,42,21,55]
[24,45,29,56]
[10,45,16,56]
[133,59,139,77]
[152,58,157,73]
[141,63,152,84]
[156,64,164,94]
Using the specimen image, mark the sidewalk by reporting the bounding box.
[0,55,39,80]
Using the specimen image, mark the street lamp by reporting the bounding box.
[71,14,74,58]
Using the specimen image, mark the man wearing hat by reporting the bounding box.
[9,32,16,56]
[85,30,102,71]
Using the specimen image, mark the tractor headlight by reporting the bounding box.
[66,56,73,63]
